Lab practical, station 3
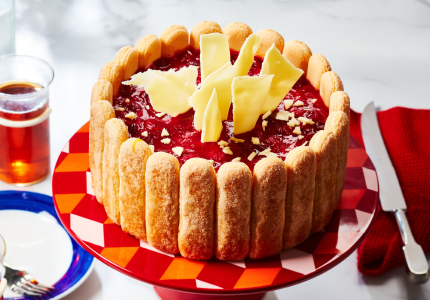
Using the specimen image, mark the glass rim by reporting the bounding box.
[0,54,55,100]
[0,234,5,261]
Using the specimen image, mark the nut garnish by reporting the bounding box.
[141,131,148,137]
[284,99,294,110]
[161,128,169,137]
[156,112,166,118]
[298,117,315,125]
[149,145,155,152]
[294,100,304,107]
[251,137,260,145]
[258,148,277,157]
[125,99,130,103]
[303,141,308,146]
[262,110,271,120]
[231,137,245,143]
[222,147,233,155]
[312,99,317,103]
[262,120,268,131]
[287,117,300,127]
[276,111,290,121]
[232,157,241,162]
[293,127,302,135]
[116,107,125,111]
[161,138,171,144]
[248,152,257,161]
[125,112,137,119]
[172,146,184,156]
[218,140,229,148]
[146,105,150,109]
[298,135,304,140]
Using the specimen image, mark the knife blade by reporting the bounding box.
[361,102,429,284]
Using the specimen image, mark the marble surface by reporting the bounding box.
[1,0,430,299]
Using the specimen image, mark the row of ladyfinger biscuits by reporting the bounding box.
[89,21,351,260]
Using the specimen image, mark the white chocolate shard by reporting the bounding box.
[200,33,230,81]
[201,89,223,143]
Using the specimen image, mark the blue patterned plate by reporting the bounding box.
[0,191,94,300]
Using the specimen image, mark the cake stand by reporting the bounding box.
[52,122,379,300]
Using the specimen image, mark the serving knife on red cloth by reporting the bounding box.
[361,102,429,284]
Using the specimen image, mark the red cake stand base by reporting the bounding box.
[154,286,265,300]
[52,123,379,299]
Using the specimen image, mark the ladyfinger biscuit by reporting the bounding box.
[320,71,344,108]
[190,21,222,50]
[160,25,189,57]
[119,138,152,241]
[283,146,316,249]
[329,91,350,120]
[216,162,252,261]
[90,100,115,204]
[103,118,129,225]
[255,29,284,59]
[98,62,122,96]
[223,22,253,52]
[179,158,216,260]
[309,130,337,233]
[306,54,331,90]
[135,35,162,69]
[250,157,287,259]
[91,79,113,105]
[325,111,349,206]
[145,152,180,254]
[283,40,312,75]
[113,46,139,81]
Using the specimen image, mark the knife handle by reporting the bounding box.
[394,209,429,284]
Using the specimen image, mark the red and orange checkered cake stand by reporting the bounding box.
[52,122,379,300]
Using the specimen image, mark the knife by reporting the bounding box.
[361,102,429,284]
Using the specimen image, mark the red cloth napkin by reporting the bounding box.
[350,107,430,276]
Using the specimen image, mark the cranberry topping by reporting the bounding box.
[113,48,328,171]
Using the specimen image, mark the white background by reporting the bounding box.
[1,0,430,299]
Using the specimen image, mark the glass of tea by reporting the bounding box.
[0,55,54,186]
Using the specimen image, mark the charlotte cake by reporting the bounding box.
[89,21,350,260]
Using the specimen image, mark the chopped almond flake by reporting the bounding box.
[284,100,294,110]
[298,117,315,125]
[258,148,271,156]
[288,112,295,118]
[222,147,233,155]
[116,107,125,111]
[312,99,317,103]
[172,146,184,156]
[232,157,241,162]
[125,99,130,103]
[287,117,300,127]
[156,112,166,118]
[161,138,171,144]
[294,100,304,107]
[125,112,136,119]
[141,131,148,137]
[262,120,268,131]
[208,159,214,164]
[231,137,245,143]
[218,140,229,147]
[161,128,169,137]
[286,149,291,152]
[146,105,150,109]
[298,135,304,140]
[251,137,260,145]
[264,152,278,157]
[149,145,154,152]
[293,127,302,135]
[303,141,308,146]
[248,152,257,161]
[262,110,271,120]
[276,111,290,121]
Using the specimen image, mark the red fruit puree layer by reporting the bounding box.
[113,48,328,171]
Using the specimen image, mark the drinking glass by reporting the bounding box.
[0,55,54,186]
[0,0,15,55]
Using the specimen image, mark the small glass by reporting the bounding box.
[0,55,54,186]
[0,234,6,300]
[0,0,15,55]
